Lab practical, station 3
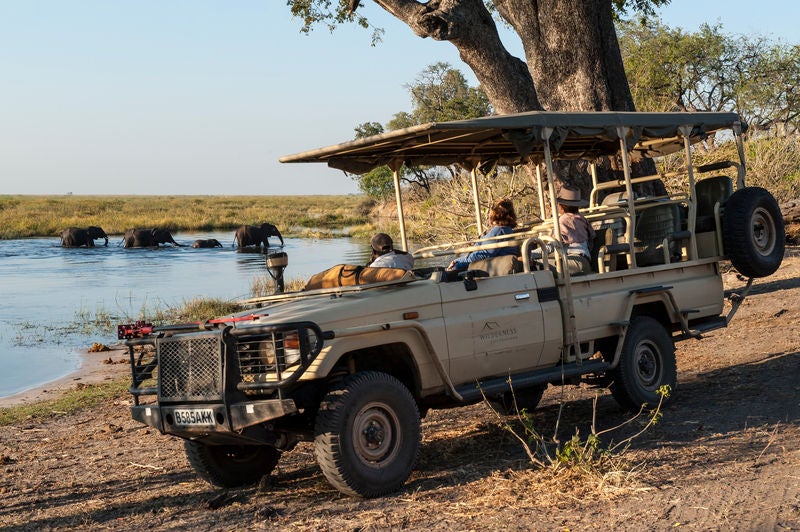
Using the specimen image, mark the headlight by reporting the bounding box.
[282,332,301,366]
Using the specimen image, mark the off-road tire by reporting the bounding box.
[490,384,547,415]
[722,187,784,278]
[314,371,421,498]
[184,441,281,488]
[609,316,676,411]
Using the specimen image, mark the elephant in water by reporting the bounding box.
[233,223,283,249]
[60,226,109,247]
[122,228,181,248]
[192,238,223,248]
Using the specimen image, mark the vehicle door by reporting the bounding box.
[438,270,556,386]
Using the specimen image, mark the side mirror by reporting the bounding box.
[266,252,289,293]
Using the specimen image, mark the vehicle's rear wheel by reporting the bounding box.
[722,187,784,278]
[490,384,547,415]
[314,371,421,497]
[184,441,281,488]
[609,316,676,411]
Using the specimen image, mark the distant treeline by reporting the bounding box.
[0,195,374,240]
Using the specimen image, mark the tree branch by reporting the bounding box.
[374,0,540,113]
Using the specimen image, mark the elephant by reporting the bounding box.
[60,226,109,247]
[233,223,283,249]
[192,238,223,248]
[122,228,181,248]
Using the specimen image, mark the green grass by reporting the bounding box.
[146,297,247,324]
[0,379,129,426]
[0,194,373,239]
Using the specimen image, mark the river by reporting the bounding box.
[0,231,372,398]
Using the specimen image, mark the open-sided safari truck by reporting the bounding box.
[120,111,784,497]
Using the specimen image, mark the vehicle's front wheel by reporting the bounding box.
[184,441,281,488]
[722,187,785,278]
[314,371,421,497]
[609,316,676,411]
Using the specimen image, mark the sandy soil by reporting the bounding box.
[1,252,799,530]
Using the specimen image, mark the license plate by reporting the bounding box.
[173,408,215,426]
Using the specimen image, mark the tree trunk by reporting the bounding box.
[376,0,540,114]
[374,0,661,195]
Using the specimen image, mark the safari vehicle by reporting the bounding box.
[120,111,784,498]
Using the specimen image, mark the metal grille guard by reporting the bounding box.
[123,320,325,404]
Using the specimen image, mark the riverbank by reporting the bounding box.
[0,194,372,240]
[0,345,129,409]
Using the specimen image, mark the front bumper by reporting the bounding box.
[131,398,298,436]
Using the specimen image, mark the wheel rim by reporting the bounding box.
[634,340,661,389]
[352,401,401,468]
[750,207,777,257]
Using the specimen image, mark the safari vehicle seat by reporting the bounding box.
[592,191,630,272]
[695,175,733,233]
[304,264,414,290]
[467,255,523,277]
[593,192,692,270]
[633,203,681,266]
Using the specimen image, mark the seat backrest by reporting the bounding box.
[467,255,522,277]
[634,203,680,266]
[696,176,733,217]
[601,191,629,206]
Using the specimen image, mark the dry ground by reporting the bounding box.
[1,252,799,530]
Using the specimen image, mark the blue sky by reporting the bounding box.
[1,1,797,196]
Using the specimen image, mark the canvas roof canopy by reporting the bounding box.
[280,111,744,174]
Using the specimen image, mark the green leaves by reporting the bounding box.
[350,63,491,200]
[619,19,800,135]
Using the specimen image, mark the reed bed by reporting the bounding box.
[0,195,374,239]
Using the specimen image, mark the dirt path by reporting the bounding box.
[1,253,799,530]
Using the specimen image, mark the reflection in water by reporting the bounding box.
[0,232,371,397]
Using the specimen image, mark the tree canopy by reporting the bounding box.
[351,63,491,198]
[619,20,800,136]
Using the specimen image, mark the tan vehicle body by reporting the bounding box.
[123,112,783,498]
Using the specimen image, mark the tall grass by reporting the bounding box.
[0,195,374,239]
[3,136,796,244]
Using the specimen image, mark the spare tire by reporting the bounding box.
[722,187,784,278]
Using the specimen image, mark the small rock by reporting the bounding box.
[88,342,110,353]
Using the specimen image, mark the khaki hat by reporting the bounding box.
[557,188,588,207]
[370,233,393,253]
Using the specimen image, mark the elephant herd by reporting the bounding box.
[59,223,283,250]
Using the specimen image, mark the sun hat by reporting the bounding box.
[557,188,589,207]
[370,233,394,253]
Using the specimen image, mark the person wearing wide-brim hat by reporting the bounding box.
[530,187,596,275]
[555,187,594,259]
[556,187,589,208]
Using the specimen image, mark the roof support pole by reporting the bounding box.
[389,161,408,251]
[679,125,698,260]
[470,166,483,236]
[589,163,598,208]
[541,129,563,266]
[733,121,746,189]
[535,165,547,220]
[542,128,579,360]
[617,128,637,269]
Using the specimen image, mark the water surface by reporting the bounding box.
[0,232,370,397]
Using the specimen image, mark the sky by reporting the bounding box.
[1,1,798,196]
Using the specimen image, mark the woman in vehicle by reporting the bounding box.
[447,198,519,271]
